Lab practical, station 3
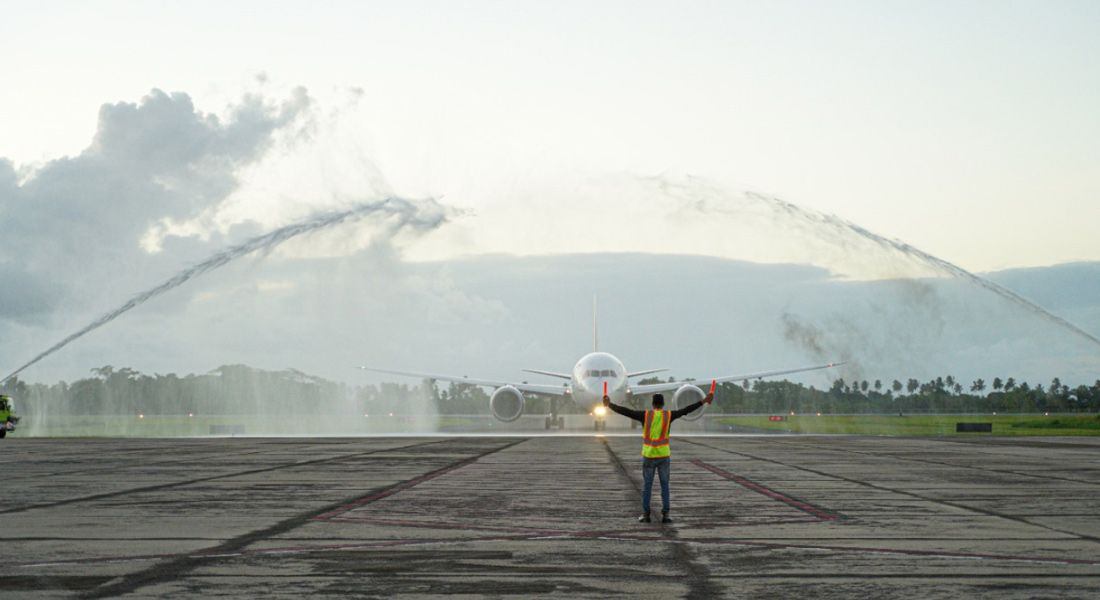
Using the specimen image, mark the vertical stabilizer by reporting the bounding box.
[593,294,598,352]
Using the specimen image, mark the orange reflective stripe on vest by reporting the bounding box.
[642,409,671,458]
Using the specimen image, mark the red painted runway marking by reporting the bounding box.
[314,457,477,521]
[689,459,840,521]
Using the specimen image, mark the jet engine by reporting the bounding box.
[672,384,706,421]
[490,386,525,423]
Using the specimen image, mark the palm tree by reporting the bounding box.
[833,378,846,395]
[906,379,919,395]
[971,379,986,394]
[992,377,1003,392]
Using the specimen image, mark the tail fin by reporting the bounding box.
[593,294,598,352]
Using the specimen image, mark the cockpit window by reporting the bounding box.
[609,370,617,377]
[600,369,609,377]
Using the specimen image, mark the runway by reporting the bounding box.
[2,435,1099,598]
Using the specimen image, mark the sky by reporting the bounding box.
[2,1,1099,389]
[4,0,1099,269]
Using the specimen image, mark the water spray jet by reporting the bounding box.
[2,196,449,384]
[743,190,1100,350]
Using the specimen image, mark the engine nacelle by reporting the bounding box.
[490,386,525,423]
[672,384,706,421]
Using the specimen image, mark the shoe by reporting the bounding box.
[638,512,651,523]
[661,512,672,523]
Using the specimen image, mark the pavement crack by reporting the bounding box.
[766,437,1100,488]
[600,438,722,600]
[682,438,1100,547]
[1,440,416,515]
[76,438,523,599]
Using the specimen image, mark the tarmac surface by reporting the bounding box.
[2,434,1100,599]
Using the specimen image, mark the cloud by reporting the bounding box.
[0,87,315,323]
[0,85,466,386]
[97,251,1094,389]
[0,159,15,189]
[3,196,452,383]
[0,264,59,324]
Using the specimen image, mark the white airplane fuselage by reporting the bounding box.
[569,351,629,410]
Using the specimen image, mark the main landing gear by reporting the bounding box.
[545,395,566,429]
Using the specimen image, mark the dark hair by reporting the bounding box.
[652,393,665,407]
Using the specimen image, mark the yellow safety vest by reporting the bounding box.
[642,409,671,458]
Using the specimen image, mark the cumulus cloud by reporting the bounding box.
[1,85,470,386]
[0,87,314,323]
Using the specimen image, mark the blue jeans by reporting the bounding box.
[641,456,671,514]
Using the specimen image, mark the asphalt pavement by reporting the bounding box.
[2,434,1099,598]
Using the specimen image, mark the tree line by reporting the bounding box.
[0,365,501,418]
[2,365,1098,418]
[700,375,1100,415]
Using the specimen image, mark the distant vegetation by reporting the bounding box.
[695,375,1100,415]
[0,365,495,419]
[2,366,1099,420]
[713,414,1100,436]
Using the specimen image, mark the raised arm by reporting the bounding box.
[604,395,646,423]
[669,393,714,421]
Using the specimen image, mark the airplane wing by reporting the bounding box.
[358,367,568,396]
[628,362,844,396]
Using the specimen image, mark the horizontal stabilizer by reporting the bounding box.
[521,368,572,380]
[626,368,669,379]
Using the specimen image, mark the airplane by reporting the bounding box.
[359,304,842,430]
